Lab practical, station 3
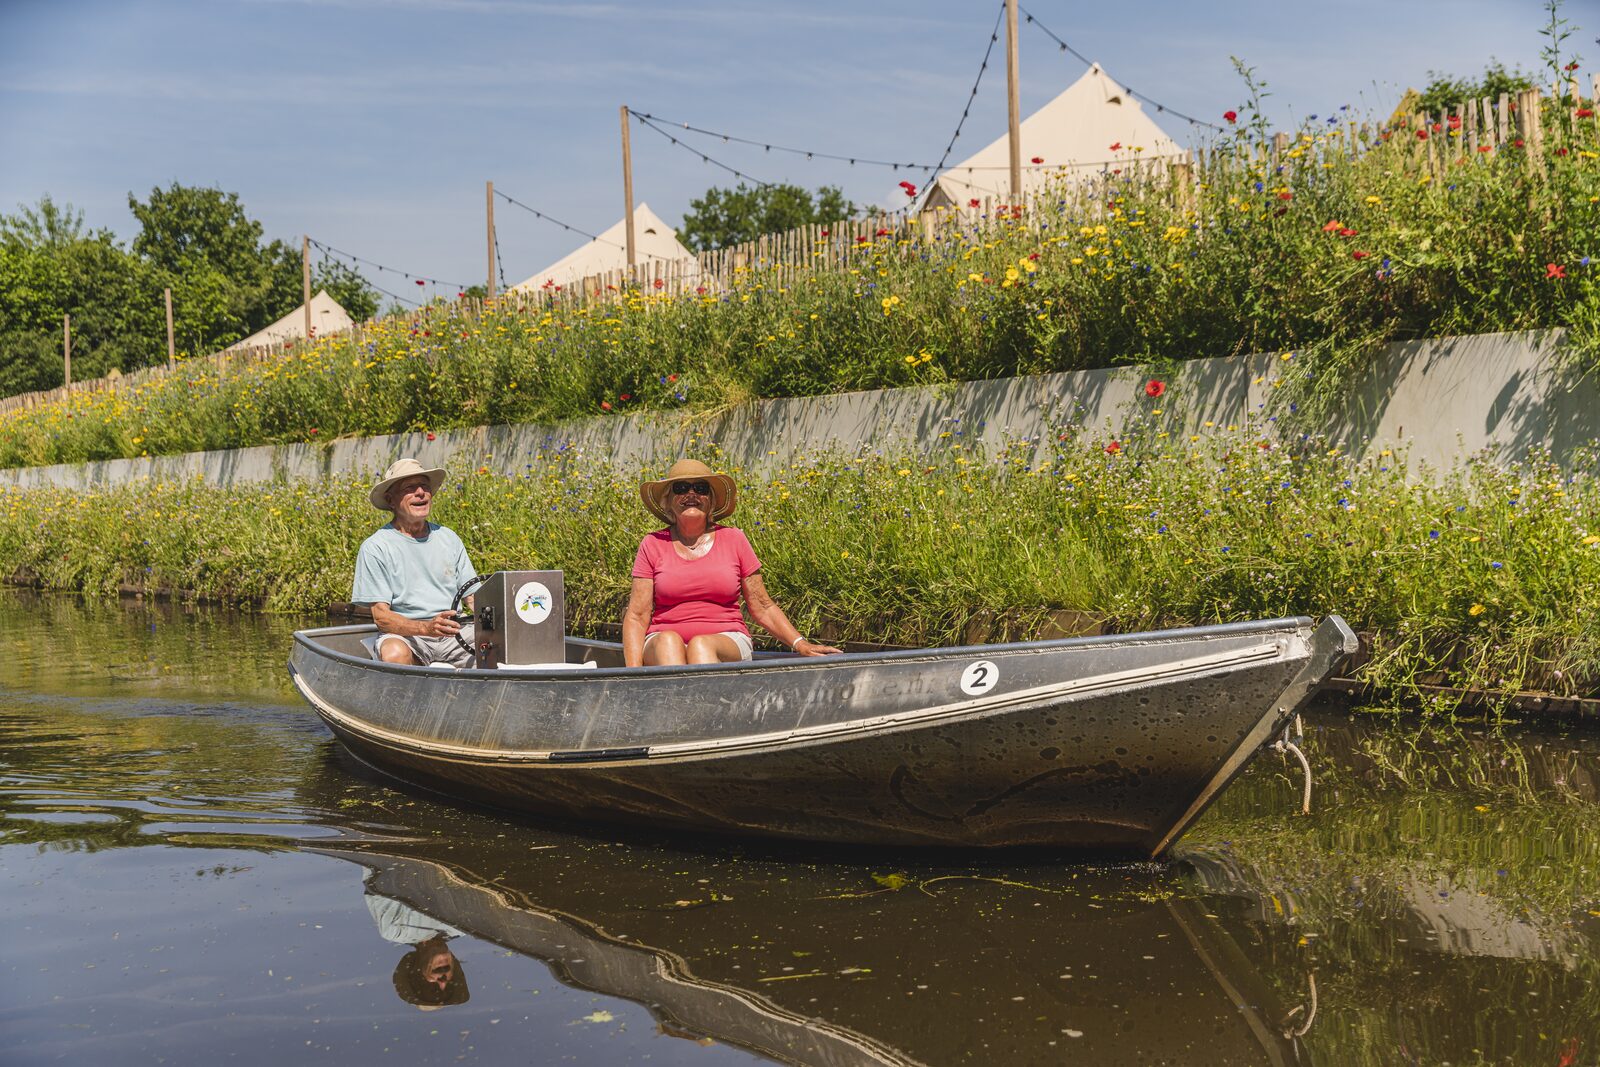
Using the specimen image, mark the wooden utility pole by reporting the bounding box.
[485,180,497,300]
[301,236,312,339]
[620,105,637,270]
[62,314,71,387]
[164,288,175,369]
[1005,0,1022,200]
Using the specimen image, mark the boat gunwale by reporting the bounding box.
[290,615,1319,682]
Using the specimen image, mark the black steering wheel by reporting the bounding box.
[449,575,485,656]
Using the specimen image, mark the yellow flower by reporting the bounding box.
[1468,603,1485,616]
[1364,195,1382,205]
[1582,534,1600,545]
[897,469,911,476]
[840,550,850,559]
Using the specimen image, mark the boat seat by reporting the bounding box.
[495,661,597,671]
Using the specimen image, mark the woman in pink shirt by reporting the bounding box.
[622,459,843,667]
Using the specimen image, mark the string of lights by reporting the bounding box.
[494,186,680,263]
[630,111,935,173]
[632,113,775,189]
[307,237,473,292]
[1018,6,1224,132]
[928,0,1007,178]
[493,221,508,291]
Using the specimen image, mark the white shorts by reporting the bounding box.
[369,626,476,669]
[644,630,753,661]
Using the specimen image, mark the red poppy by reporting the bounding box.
[695,286,707,294]
[1339,228,1358,238]
[1477,145,1493,153]
[1547,263,1567,279]
[1277,191,1293,200]
[1145,379,1165,398]
[1447,115,1461,130]
[457,292,465,299]
[1109,143,1122,151]
[600,401,612,411]
[1416,128,1429,140]
[876,228,890,236]
[309,428,319,436]
[653,278,664,288]
[1556,147,1570,156]
[1514,138,1525,148]
[1580,108,1596,118]
[968,198,981,208]
[1565,61,1580,71]
[667,374,678,383]
[1028,252,1039,260]
[1104,440,1121,454]
[820,229,830,237]
[1031,155,1045,163]
[856,235,869,244]
[1352,251,1370,260]
[422,330,430,337]
[426,432,436,441]
[1322,219,1342,232]
[620,393,631,401]
[1223,110,1237,124]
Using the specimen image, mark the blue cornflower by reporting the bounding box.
[1491,561,1504,569]
[1428,530,1440,540]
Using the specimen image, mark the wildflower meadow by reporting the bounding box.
[2,90,1599,468]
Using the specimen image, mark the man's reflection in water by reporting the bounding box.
[366,884,470,1009]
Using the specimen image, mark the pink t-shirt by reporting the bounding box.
[631,525,762,641]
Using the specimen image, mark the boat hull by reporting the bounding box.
[289,616,1355,856]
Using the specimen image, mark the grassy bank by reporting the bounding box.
[3,99,1599,469]
[4,426,1598,703]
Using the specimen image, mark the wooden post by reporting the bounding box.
[1005,0,1022,200]
[164,288,175,369]
[301,236,312,340]
[485,180,497,300]
[62,313,71,387]
[620,105,637,269]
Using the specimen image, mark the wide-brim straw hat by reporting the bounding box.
[370,457,447,511]
[640,459,737,525]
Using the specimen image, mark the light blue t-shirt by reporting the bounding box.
[351,523,475,620]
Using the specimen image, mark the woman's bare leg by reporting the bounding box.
[685,634,743,664]
[642,631,688,666]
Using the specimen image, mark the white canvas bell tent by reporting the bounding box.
[510,203,697,292]
[224,289,353,352]
[920,63,1185,211]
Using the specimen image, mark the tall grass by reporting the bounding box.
[2,97,1598,469]
[4,426,1598,700]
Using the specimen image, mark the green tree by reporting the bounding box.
[129,183,379,351]
[679,183,857,252]
[0,197,158,395]
[1417,60,1535,115]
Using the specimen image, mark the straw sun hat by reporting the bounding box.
[640,459,737,525]
[370,457,447,511]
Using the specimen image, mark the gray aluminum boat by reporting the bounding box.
[288,615,1356,856]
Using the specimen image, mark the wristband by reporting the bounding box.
[791,636,808,650]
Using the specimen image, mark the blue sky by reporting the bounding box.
[0,0,1582,301]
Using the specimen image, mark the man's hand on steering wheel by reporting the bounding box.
[423,611,464,639]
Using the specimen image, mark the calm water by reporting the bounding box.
[3,589,1599,1066]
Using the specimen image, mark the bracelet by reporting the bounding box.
[790,636,808,650]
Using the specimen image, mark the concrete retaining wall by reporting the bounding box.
[2,329,1592,492]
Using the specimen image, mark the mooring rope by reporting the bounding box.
[1272,713,1312,815]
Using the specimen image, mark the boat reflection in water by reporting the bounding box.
[307,752,1311,1066]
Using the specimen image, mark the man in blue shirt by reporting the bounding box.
[352,458,477,668]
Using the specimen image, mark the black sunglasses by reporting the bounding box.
[671,480,712,496]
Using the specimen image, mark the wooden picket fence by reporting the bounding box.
[4,77,1596,420]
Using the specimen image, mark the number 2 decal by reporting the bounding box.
[960,659,999,696]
